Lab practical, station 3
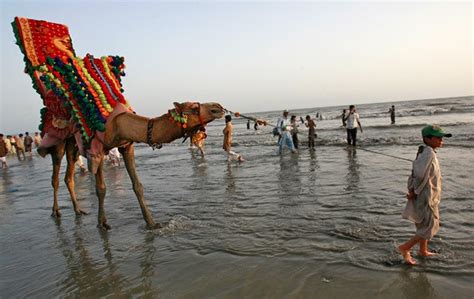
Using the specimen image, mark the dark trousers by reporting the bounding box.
[347,128,357,146]
[292,133,299,149]
[308,135,315,148]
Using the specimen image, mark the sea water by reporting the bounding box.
[1,96,473,298]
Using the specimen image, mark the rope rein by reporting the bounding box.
[146,118,162,150]
[356,147,413,163]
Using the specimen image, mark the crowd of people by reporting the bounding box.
[0,131,122,170]
[272,104,369,153]
[187,104,400,161]
[0,132,42,168]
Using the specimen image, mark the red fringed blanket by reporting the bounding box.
[12,17,133,173]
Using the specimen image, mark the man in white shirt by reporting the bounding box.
[344,105,363,147]
[276,110,296,154]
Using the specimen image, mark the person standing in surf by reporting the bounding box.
[0,134,8,168]
[398,124,451,265]
[223,115,244,162]
[276,109,296,154]
[388,105,396,124]
[341,109,347,127]
[344,105,363,147]
[305,115,316,149]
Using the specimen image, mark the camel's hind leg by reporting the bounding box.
[50,142,66,218]
[119,144,159,229]
[95,157,110,230]
[64,137,87,216]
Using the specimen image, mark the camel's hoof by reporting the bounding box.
[97,222,111,230]
[51,209,61,218]
[75,209,88,216]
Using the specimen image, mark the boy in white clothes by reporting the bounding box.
[399,124,452,265]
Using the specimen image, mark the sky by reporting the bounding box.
[0,0,472,133]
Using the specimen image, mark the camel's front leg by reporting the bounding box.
[95,158,110,230]
[65,138,87,216]
[119,145,160,229]
[51,143,66,218]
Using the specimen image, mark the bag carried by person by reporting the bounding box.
[272,127,280,137]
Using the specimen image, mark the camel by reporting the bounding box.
[44,101,225,230]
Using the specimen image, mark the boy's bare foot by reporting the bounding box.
[418,251,436,257]
[398,245,417,265]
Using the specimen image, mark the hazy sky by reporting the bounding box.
[1,1,472,133]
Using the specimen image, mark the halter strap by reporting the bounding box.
[146,118,162,150]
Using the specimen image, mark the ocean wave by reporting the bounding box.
[330,121,472,131]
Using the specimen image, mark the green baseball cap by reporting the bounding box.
[421,124,452,138]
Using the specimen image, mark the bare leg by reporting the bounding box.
[50,143,65,218]
[65,138,87,216]
[398,235,422,265]
[418,239,436,256]
[198,145,205,157]
[119,145,159,229]
[94,157,110,230]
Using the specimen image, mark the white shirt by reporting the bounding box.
[346,112,360,129]
[277,117,292,135]
[404,146,442,222]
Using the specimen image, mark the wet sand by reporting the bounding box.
[1,142,473,298]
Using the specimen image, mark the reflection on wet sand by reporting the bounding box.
[379,268,439,298]
[53,218,162,297]
[278,154,301,196]
[0,169,14,194]
[345,148,360,192]
[54,219,125,296]
[307,149,319,194]
[137,233,159,297]
[190,152,208,191]
[225,162,236,195]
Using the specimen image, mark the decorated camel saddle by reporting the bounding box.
[12,17,133,171]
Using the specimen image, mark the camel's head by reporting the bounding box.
[172,102,225,131]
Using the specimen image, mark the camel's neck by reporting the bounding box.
[117,112,185,145]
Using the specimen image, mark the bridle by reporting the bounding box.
[147,102,205,150]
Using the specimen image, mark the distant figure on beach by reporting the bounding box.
[24,132,33,156]
[344,105,363,147]
[223,115,244,162]
[4,135,12,155]
[8,135,16,154]
[277,110,296,154]
[247,120,251,130]
[254,121,259,130]
[398,124,452,265]
[192,126,208,157]
[33,132,42,148]
[290,115,299,149]
[15,134,26,161]
[0,134,8,168]
[76,155,87,173]
[388,105,396,124]
[108,147,121,167]
[341,109,347,127]
[305,115,316,149]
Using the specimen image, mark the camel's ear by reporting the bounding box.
[173,102,182,111]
